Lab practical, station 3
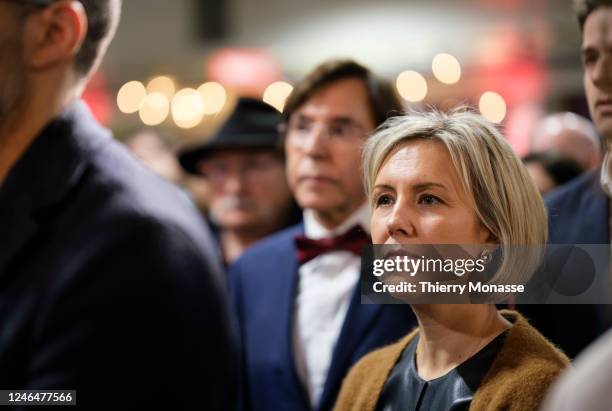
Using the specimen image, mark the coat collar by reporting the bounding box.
[571,170,609,243]
[333,310,569,411]
[0,100,109,276]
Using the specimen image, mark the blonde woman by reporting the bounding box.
[334,109,569,411]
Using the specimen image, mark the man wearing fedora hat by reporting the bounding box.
[180,98,300,264]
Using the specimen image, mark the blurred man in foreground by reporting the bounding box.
[180,98,300,264]
[229,60,416,411]
[0,1,236,409]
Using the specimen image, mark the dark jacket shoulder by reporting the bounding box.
[0,101,236,409]
[229,222,303,279]
[546,169,602,214]
[545,170,609,244]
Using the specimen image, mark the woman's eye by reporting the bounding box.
[419,194,441,205]
[375,194,393,207]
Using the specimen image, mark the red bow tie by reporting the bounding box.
[294,225,371,265]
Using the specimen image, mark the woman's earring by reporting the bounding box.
[480,248,492,264]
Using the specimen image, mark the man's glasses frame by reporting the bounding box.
[280,116,369,148]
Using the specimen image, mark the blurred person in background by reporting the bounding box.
[228,59,417,411]
[520,0,612,360]
[542,327,612,411]
[530,112,601,170]
[124,128,185,185]
[547,0,612,244]
[0,0,236,409]
[179,97,300,264]
[522,151,585,194]
[335,109,568,411]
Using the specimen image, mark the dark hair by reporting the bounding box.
[575,0,612,31]
[523,151,585,187]
[74,0,121,75]
[19,0,121,75]
[281,59,403,128]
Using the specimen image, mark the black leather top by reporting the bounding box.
[375,331,507,411]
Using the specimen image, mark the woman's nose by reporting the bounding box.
[386,203,416,241]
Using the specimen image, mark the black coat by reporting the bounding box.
[0,101,237,409]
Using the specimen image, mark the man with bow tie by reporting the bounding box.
[228,59,417,411]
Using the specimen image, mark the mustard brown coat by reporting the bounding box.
[334,310,569,411]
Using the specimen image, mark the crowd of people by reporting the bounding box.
[2,0,612,410]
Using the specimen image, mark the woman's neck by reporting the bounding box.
[412,304,511,381]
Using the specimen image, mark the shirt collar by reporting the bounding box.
[601,151,612,197]
[303,203,371,240]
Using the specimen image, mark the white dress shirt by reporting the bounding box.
[601,153,612,254]
[600,151,612,196]
[292,204,371,408]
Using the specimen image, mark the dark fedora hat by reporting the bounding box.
[179,98,281,174]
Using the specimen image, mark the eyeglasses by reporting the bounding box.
[283,116,368,148]
[198,157,282,187]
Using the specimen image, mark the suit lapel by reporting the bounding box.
[583,176,610,243]
[276,225,312,408]
[317,283,383,411]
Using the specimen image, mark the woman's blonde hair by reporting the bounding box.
[363,107,547,286]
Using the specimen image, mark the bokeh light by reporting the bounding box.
[396,71,428,102]
[432,53,461,85]
[138,92,170,126]
[146,76,176,101]
[117,81,146,114]
[262,81,294,112]
[197,82,227,115]
[479,91,507,123]
[172,88,205,129]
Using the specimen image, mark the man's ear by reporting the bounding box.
[22,1,87,70]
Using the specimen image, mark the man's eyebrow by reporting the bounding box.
[329,116,357,124]
[293,113,311,121]
[293,114,360,126]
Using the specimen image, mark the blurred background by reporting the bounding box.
[86,0,585,155]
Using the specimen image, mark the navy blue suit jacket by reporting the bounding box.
[0,101,238,409]
[518,170,609,358]
[228,224,416,411]
[546,170,609,244]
